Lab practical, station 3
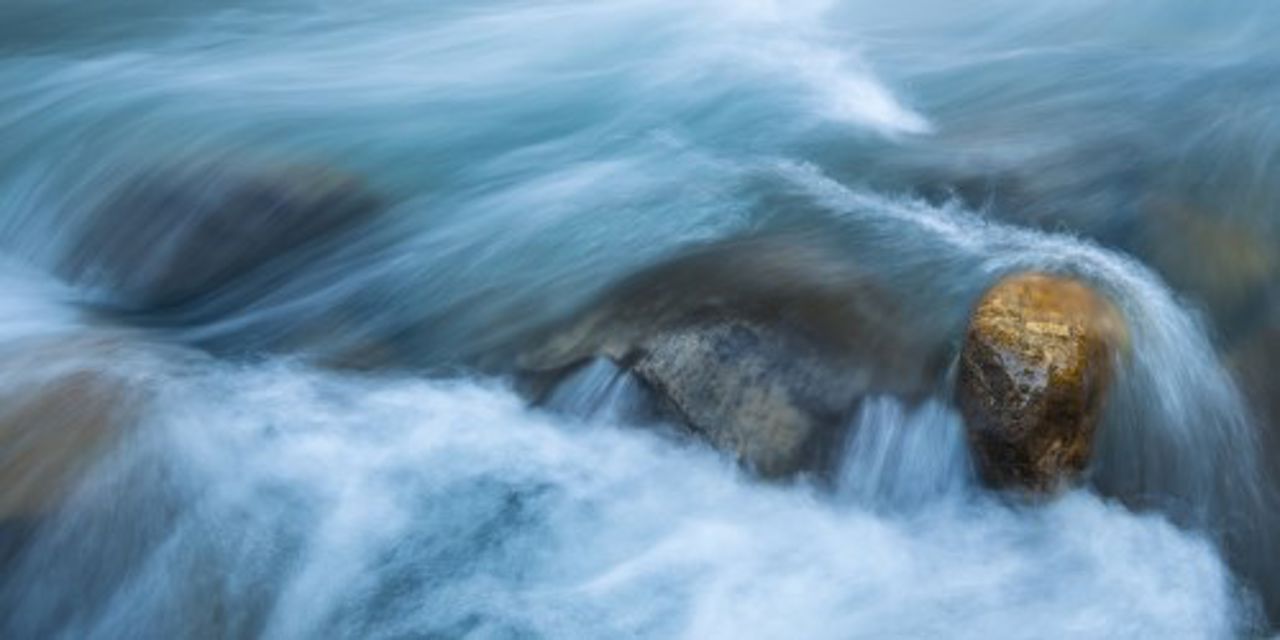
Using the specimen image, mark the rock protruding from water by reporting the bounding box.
[522,236,950,478]
[957,273,1128,492]
[64,161,385,310]
[630,316,863,477]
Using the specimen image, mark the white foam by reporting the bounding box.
[3,364,1244,638]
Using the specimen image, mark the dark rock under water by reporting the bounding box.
[63,160,386,313]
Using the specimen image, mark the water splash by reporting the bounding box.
[837,396,971,511]
[777,160,1279,613]
[541,358,656,425]
[0,355,1249,638]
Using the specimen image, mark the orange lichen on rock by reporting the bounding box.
[957,273,1129,492]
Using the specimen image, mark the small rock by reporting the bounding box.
[63,160,385,310]
[957,273,1128,492]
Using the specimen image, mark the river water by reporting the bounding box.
[0,1,1277,637]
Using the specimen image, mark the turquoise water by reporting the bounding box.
[0,1,1277,636]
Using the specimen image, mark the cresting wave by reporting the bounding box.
[775,161,1280,618]
[1,0,1278,637]
[780,159,1271,530]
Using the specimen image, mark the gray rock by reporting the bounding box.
[523,235,948,478]
[629,315,867,477]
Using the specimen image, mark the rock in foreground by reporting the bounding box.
[957,273,1128,492]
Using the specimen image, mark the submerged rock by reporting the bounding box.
[63,160,385,311]
[1139,198,1278,335]
[522,236,949,478]
[0,334,177,519]
[956,273,1128,492]
[1227,311,1280,490]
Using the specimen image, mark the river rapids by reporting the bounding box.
[0,1,1278,638]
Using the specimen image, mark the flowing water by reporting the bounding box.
[1,0,1278,637]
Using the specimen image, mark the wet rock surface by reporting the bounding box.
[523,236,950,477]
[629,315,864,477]
[957,273,1128,492]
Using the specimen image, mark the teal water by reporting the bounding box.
[0,1,1277,636]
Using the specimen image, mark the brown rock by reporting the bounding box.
[0,334,180,518]
[956,273,1128,492]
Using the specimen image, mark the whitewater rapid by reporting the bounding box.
[1,0,1278,637]
[0,284,1247,637]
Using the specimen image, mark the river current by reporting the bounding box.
[0,1,1277,637]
